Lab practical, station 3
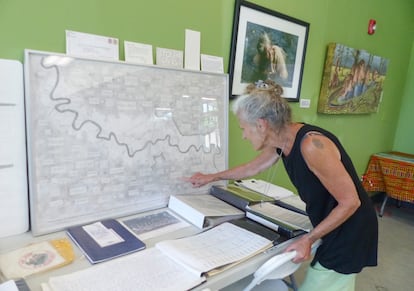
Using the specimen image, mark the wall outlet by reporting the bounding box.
[300,98,311,108]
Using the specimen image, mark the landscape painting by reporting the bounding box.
[318,43,389,114]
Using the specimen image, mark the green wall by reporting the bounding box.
[394,41,414,153]
[232,0,414,191]
[1,0,413,192]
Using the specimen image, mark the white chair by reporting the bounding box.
[222,240,321,291]
[242,250,299,291]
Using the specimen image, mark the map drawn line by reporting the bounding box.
[41,58,221,159]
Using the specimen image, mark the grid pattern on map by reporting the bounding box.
[24,50,228,235]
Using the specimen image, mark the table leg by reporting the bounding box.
[284,274,298,291]
[379,195,389,217]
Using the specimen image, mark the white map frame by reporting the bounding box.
[24,50,228,235]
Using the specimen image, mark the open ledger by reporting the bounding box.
[246,202,313,238]
[235,179,307,215]
[275,194,307,215]
[43,222,273,291]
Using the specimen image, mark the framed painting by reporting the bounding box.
[318,43,389,114]
[228,0,310,101]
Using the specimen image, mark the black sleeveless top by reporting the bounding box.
[282,124,378,274]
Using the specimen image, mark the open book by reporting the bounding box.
[235,179,294,200]
[168,194,244,229]
[155,222,273,277]
[235,179,307,215]
[246,202,313,238]
[43,222,273,291]
[275,194,307,215]
[44,247,206,291]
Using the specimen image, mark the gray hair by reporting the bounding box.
[232,80,292,132]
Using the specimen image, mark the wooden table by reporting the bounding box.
[362,151,414,216]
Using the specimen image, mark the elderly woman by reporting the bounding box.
[185,80,378,291]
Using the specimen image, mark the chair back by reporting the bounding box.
[242,239,322,291]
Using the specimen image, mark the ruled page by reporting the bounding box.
[156,222,272,275]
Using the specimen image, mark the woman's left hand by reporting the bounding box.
[284,234,313,263]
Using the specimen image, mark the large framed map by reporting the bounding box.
[24,50,228,235]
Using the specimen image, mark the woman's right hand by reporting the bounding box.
[182,172,216,188]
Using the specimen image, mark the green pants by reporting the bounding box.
[299,262,356,291]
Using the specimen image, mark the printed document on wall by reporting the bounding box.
[66,30,119,61]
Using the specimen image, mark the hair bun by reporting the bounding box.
[254,80,269,88]
[245,79,284,96]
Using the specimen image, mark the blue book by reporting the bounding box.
[67,219,146,264]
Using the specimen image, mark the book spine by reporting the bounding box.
[209,186,249,210]
[168,196,205,228]
[274,201,307,216]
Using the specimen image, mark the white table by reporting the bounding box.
[0,210,296,291]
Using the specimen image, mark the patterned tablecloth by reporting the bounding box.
[362,151,414,202]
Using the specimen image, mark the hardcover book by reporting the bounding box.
[0,238,74,279]
[66,219,146,264]
[210,184,274,210]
